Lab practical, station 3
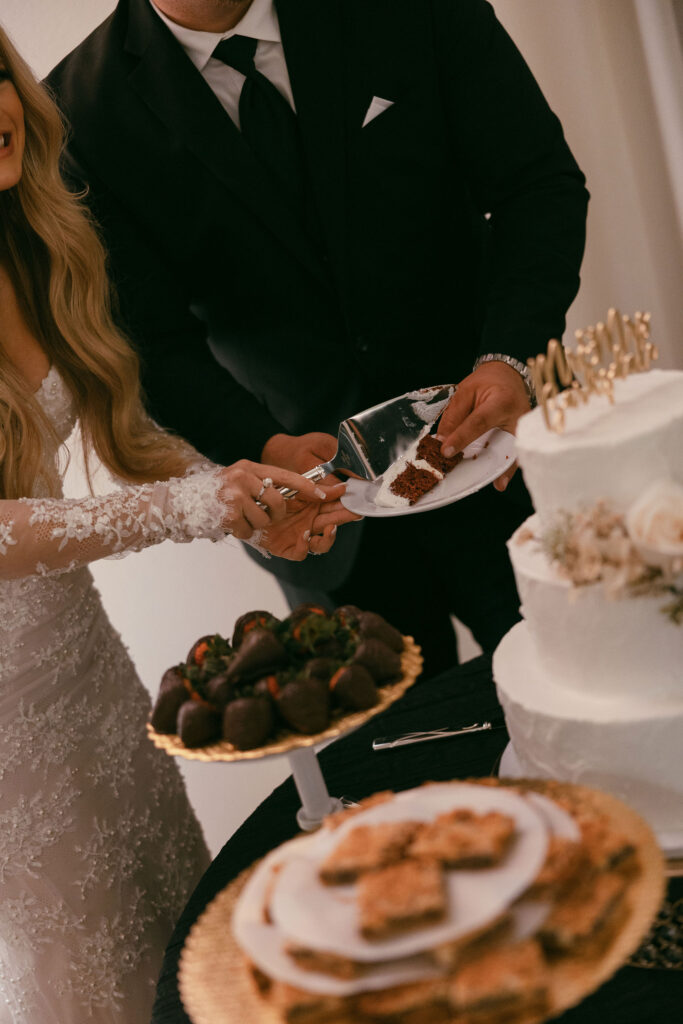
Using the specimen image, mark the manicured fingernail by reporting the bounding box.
[303,529,311,540]
[314,487,326,499]
[331,525,337,534]
[443,446,456,458]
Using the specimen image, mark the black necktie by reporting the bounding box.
[213,36,304,211]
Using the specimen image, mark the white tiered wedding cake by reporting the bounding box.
[494,318,683,851]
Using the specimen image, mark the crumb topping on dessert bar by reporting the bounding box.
[448,938,548,1014]
[319,821,419,885]
[408,808,515,867]
[358,859,447,940]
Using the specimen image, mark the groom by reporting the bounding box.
[48,0,589,676]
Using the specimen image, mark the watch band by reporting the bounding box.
[473,353,537,408]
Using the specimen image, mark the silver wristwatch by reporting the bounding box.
[473,353,537,408]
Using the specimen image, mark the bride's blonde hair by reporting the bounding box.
[0,26,191,500]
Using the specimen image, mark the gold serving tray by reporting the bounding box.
[147,636,422,762]
[178,780,666,1024]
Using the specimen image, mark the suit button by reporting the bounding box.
[356,335,369,353]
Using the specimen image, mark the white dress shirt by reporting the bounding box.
[150,0,295,130]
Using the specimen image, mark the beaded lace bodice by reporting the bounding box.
[0,369,210,1023]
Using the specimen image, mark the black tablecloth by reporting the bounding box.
[151,655,682,1023]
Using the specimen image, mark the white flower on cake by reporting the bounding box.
[626,480,683,574]
[532,496,683,623]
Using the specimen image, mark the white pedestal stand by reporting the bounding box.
[287,747,344,831]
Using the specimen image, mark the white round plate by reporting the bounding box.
[340,429,516,517]
[268,781,548,962]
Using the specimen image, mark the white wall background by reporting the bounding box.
[3,0,682,856]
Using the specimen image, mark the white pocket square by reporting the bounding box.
[362,96,394,127]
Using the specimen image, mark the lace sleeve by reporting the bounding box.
[0,470,228,581]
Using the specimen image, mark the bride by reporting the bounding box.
[0,27,347,1023]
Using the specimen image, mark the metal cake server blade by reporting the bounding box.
[279,384,455,498]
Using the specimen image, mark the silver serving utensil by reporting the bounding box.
[372,718,506,751]
[279,384,454,498]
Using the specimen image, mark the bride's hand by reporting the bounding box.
[216,461,345,546]
[260,488,362,560]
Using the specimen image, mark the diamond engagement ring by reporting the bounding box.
[256,477,273,501]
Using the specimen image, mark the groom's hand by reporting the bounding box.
[437,361,531,492]
[260,432,362,529]
[261,431,338,475]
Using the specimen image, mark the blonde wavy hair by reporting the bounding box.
[0,25,191,500]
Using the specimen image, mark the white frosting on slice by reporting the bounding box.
[516,369,683,527]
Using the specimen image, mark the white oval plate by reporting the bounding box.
[340,429,516,517]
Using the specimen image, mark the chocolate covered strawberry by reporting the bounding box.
[223,628,287,684]
[204,670,238,709]
[330,664,379,711]
[272,672,331,734]
[231,610,281,649]
[357,611,404,653]
[150,666,188,733]
[177,701,221,748]
[222,695,274,749]
[352,638,402,681]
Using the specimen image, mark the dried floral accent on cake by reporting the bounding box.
[521,483,683,624]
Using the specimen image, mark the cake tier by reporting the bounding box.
[516,369,683,527]
[493,622,683,837]
[507,515,683,703]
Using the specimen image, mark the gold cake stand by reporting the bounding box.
[148,637,422,830]
[178,781,667,1024]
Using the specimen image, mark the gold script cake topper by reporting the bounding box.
[527,309,658,433]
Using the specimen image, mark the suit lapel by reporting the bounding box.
[276,0,348,286]
[124,0,329,290]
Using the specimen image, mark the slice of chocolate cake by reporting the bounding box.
[375,432,463,507]
[416,433,464,475]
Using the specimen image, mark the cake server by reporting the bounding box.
[278,384,454,499]
[372,716,507,750]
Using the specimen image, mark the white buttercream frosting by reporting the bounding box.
[507,516,682,703]
[494,624,683,835]
[516,369,683,528]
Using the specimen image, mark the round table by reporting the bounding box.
[150,655,683,1024]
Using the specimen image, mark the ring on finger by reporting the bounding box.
[256,476,273,501]
[308,534,324,556]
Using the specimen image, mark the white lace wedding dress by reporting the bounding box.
[0,368,232,1022]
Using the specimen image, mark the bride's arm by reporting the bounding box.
[0,464,344,580]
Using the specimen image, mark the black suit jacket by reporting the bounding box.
[47,0,588,586]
